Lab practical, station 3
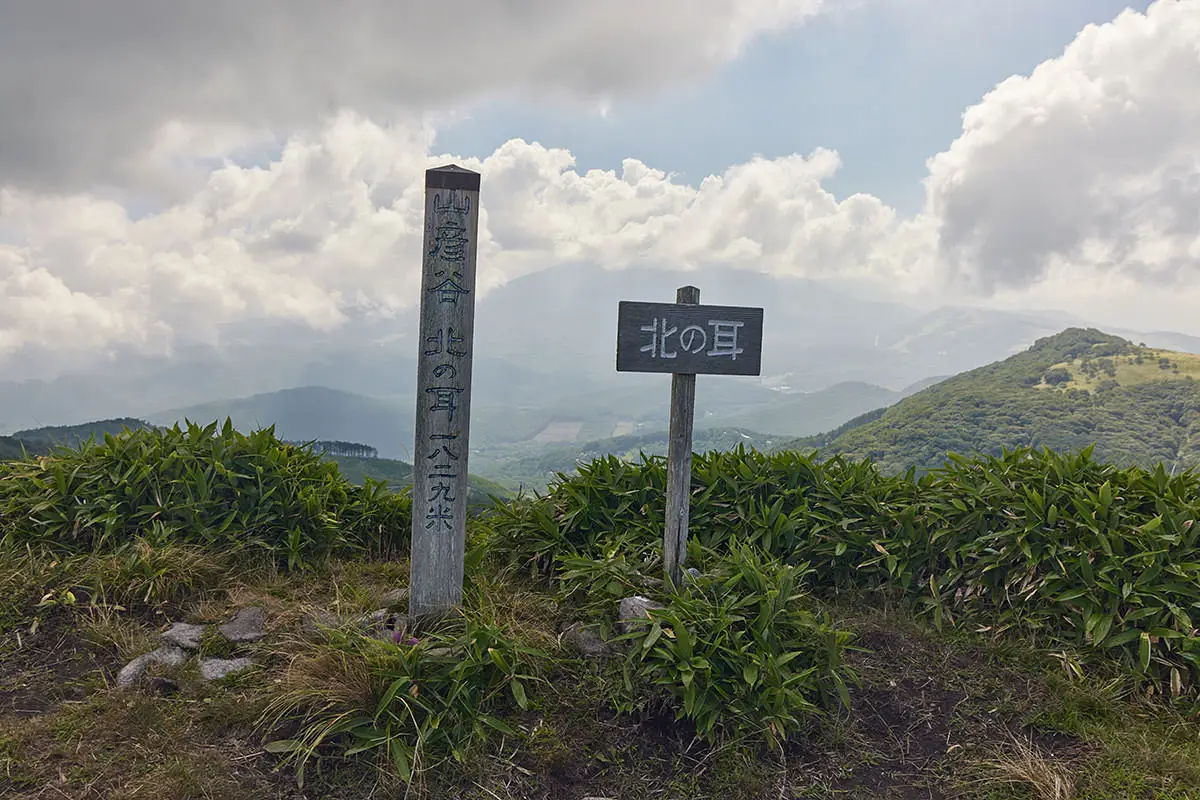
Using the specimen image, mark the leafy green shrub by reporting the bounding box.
[0,419,411,567]
[262,611,542,785]
[910,448,1200,692]
[617,547,855,749]
[487,445,1200,697]
[488,448,909,588]
[556,535,662,618]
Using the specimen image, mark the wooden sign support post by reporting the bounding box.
[664,286,699,588]
[409,164,481,620]
[616,287,764,589]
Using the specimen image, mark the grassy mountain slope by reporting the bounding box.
[148,378,913,471]
[798,328,1200,474]
[4,430,1200,797]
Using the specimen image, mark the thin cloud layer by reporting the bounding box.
[0,0,824,192]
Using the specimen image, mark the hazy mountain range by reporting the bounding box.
[4,266,1200,462]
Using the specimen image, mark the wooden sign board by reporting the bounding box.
[616,301,764,376]
[615,287,765,589]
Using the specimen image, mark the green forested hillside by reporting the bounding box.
[0,418,155,459]
[0,437,32,460]
[793,328,1200,474]
[9,418,155,451]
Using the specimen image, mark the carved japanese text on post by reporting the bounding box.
[411,164,481,618]
[616,301,764,376]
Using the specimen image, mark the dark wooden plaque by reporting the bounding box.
[616,301,763,376]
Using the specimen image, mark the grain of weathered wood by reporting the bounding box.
[664,285,700,588]
[410,164,481,620]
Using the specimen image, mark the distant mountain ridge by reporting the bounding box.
[788,328,1200,474]
[3,418,156,457]
[5,264,1199,433]
[144,377,921,465]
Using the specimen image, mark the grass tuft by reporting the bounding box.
[962,733,1076,800]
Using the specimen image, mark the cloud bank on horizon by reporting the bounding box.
[1,0,1199,374]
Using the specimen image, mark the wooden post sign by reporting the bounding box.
[616,287,764,587]
[409,164,481,620]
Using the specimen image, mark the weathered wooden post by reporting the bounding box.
[665,286,699,588]
[409,164,481,619]
[616,288,764,588]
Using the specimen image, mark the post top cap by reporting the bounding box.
[428,163,477,174]
[426,164,481,191]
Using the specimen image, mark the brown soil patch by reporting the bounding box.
[0,612,118,716]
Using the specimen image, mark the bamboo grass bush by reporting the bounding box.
[0,419,412,566]
[493,445,1200,695]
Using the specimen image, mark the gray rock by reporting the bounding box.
[562,623,613,659]
[116,645,187,687]
[160,622,207,650]
[617,595,665,634]
[199,657,255,681]
[683,567,702,585]
[218,607,266,643]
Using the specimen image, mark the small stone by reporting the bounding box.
[116,645,187,687]
[160,622,207,650]
[683,567,702,585]
[199,657,255,681]
[617,596,665,634]
[145,676,180,696]
[218,607,266,643]
[562,622,613,659]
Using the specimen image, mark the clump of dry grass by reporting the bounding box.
[86,539,232,605]
[960,732,1075,800]
[75,602,157,658]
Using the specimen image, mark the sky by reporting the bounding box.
[2,0,1199,378]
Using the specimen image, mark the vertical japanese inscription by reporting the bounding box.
[410,164,481,619]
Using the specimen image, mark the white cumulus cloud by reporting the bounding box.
[925,0,1200,292]
[0,112,919,366]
